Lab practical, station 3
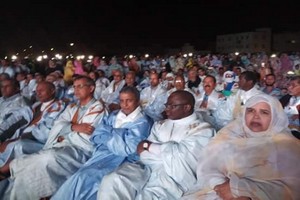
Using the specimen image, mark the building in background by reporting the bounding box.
[216,28,272,54]
[273,31,300,53]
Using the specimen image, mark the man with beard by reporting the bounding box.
[261,74,282,99]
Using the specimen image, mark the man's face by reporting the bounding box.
[265,75,275,86]
[188,70,197,80]
[238,75,248,90]
[1,80,18,98]
[113,71,123,83]
[288,80,300,96]
[125,73,135,86]
[119,92,139,115]
[73,79,94,100]
[150,73,159,87]
[174,77,185,90]
[36,83,55,102]
[164,94,186,120]
[203,77,216,94]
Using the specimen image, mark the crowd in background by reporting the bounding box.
[0,51,299,199]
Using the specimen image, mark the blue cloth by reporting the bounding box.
[51,110,153,200]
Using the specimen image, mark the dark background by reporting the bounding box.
[1,0,300,55]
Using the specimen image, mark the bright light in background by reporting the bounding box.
[183,54,187,58]
[36,56,43,62]
[287,71,295,75]
[70,43,74,46]
[145,54,149,58]
[4,56,7,59]
[87,60,92,63]
[29,46,32,48]
[88,55,93,59]
[271,54,276,58]
[24,56,29,59]
[235,52,239,56]
[129,55,133,59]
[16,53,19,56]
[42,50,45,53]
[55,54,62,60]
[76,55,85,60]
[43,55,48,59]
[102,56,105,59]
[188,53,193,57]
[50,48,54,51]
[23,49,26,52]
[11,55,17,60]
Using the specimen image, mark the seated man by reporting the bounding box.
[52,86,153,200]
[0,82,65,178]
[195,75,223,129]
[0,76,106,199]
[0,78,32,143]
[107,71,138,112]
[260,73,282,99]
[98,90,215,199]
[213,71,263,130]
[140,72,167,121]
[280,75,300,139]
[100,69,125,112]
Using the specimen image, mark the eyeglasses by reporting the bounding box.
[73,84,90,89]
[164,103,186,109]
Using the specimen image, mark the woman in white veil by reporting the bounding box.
[183,94,300,200]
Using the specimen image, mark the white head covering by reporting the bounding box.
[218,94,290,139]
[223,70,235,83]
[192,94,300,200]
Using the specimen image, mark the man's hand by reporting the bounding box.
[57,136,65,143]
[214,179,251,200]
[137,140,152,155]
[0,140,14,153]
[214,179,235,200]
[72,123,95,135]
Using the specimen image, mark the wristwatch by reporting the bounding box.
[143,141,149,151]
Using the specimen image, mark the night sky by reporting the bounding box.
[1,0,300,56]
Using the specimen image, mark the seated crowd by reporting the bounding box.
[0,54,299,200]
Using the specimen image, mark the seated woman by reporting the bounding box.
[182,94,300,200]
